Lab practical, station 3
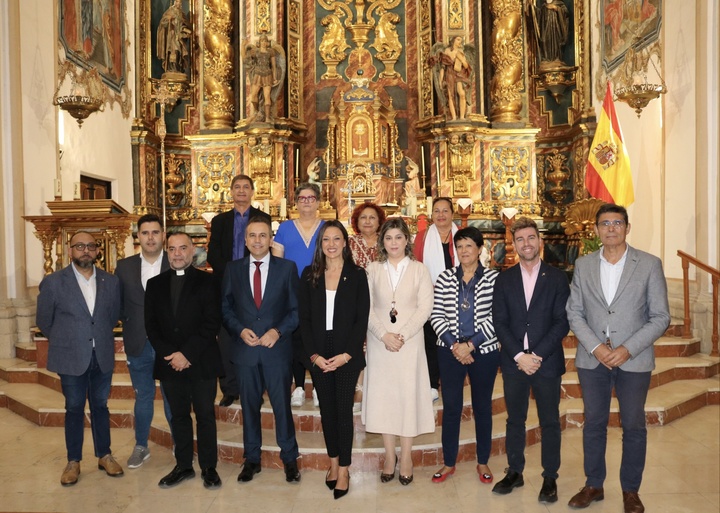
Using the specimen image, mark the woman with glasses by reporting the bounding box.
[362,218,434,485]
[273,183,325,407]
[429,227,499,485]
[299,220,369,499]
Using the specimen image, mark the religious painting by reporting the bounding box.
[59,0,127,92]
[600,0,662,74]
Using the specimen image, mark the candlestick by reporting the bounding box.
[421,147,426,191]
[73,182,81,200]
[54,179,62,198]
[295,148,299,185]
[436,154,441,190]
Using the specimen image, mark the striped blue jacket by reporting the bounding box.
[430,265,499,354]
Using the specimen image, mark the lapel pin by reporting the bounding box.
[343,276,347,281]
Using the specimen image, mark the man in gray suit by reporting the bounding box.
[115,214,172,469]
[566,204,670,513]
[37,231,123,486]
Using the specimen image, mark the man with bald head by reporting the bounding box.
[37,231,123,486]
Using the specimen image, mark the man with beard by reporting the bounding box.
[491,217,570,503]
[37,231,123,486]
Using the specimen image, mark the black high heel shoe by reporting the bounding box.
[334,471,349,499]
[325,468,337,490]
[399,474,414,485]
[380,455,398,483]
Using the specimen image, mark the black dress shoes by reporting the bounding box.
[538,477,558,503]
[218,394,238,407]
[325,468,337,490]
[237,461,261,482]
[284,461,301,483]
[201,467,222,489]
[159,466,195,488]
[492,470,524,495]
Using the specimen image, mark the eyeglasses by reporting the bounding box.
[71,243,99,251]
[297,196,318,203]
[598,220,625,228]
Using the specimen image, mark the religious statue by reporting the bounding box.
[529,0,570,67]
[403,157,420,216]
[156,0,191,78]
[429,36,476,120]
[243,35,286,122]
[306,157,322,185]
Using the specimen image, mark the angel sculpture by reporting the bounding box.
[242,35,286,122]
[306,157,322,185]
[429,36,476,120]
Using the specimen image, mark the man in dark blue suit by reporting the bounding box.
[207,174,271,407]
[221,216,301,483]
[36,231,123,486]
[492,217,570,503]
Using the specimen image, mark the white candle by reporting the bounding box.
[263,199,270,213]
[73,182,81,200]
[280,198,287,218]
[421,147,426,191]
[295,148,299,183]
[54,179,62,197]
[427,196,433,214]
[436,155,441,189]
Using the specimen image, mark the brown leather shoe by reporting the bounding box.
[568,486,604,508]
[60,461,80,486]
[98,454,124,477]
[622,491,645,513]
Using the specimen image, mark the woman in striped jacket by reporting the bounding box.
[429,226,500,485]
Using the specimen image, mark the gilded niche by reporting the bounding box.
[430,37,475,120]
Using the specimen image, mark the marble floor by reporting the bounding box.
[0,406,717,513]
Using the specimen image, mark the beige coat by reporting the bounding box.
[362,258,435,437]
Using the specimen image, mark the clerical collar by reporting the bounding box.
[175,269,185,276]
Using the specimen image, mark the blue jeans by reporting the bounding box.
[437,346,500,466]
[578,365,651,492]
[126,340,173,447]
[59,351,113,462]
[503,372,562,478]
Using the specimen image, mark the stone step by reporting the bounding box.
[2,374,717,470]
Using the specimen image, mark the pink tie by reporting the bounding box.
[253,261,262,309]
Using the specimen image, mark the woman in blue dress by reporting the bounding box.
[272,183,325,407]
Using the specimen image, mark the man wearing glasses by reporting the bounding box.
[37,231,123,486]
[566,203,670,513]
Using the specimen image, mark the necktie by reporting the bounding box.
[253,261,262,309]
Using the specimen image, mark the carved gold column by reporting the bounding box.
[203,0,234,130]
[34,229,59,276]
[489,0,523,123]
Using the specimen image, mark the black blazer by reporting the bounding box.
[221,255,299,366]
[207,206,271,281]
[145,266,223,381]
[115,252,170,356]
[492,260,570,378]
[299,261,370,372]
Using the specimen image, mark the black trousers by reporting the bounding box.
[292,328,308,389]
[162,377,218,470]
[310,332,361,467]
[217,327,239,396]
[423,321,440,389]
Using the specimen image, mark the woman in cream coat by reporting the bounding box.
[362,217,435,485]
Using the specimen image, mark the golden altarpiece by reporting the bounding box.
[130,0,595,270]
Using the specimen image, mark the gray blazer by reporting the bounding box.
[36,264,121,376]
[115,253,170,356]
[567,245,670,372]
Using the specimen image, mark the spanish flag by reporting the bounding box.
[585,82,635,206]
